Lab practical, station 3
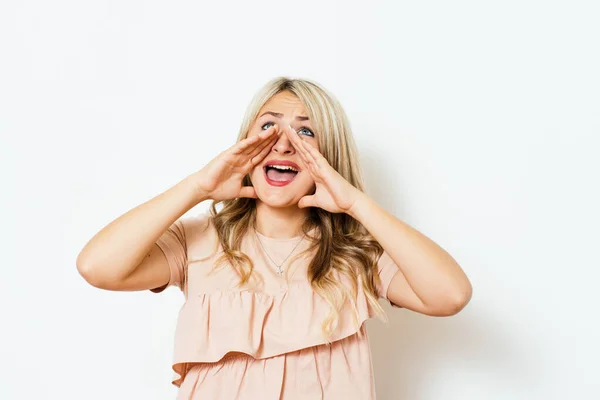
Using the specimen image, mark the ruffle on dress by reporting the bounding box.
[168,279,378,387]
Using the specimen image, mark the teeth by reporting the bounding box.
[268,165,298,172]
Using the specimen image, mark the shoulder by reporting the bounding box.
[180,211,212,234]
[180,211,219,257]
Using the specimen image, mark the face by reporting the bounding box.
[248,90,320,208]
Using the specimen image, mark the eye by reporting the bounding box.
[261,121,315,137]
[261,122,275,130]
[297,126,315,137]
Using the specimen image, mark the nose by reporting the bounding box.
[271,125,296,155]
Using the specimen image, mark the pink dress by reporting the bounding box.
[150,212,401,399]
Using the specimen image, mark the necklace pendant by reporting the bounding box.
[276,267,284,276]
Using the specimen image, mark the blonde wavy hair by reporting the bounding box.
[207,76,388,342]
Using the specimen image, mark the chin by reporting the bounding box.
[254,186,298,202]
[253,185,312,209]
[258,200,298,209]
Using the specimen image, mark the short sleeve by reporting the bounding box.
[376,250,403,308]
[150,219,188,293]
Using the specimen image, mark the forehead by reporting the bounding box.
[258,90,307,116]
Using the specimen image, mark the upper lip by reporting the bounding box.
[263,159,301,172]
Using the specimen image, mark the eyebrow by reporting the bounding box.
[259,111,310,121]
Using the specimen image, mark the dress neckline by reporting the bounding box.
[254,229,305,242]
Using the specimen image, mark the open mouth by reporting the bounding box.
[263,165,299,185]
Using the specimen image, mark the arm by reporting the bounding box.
[348,192,473,316]
[76,171,208,291]
[76,125,278,292]
[279,124,471,316]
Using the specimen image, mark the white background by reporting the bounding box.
[1,1,599,399]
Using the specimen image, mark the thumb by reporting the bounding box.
[298,195,315,208]
[238,186,257,199]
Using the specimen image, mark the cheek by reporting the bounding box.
[298,171,316,187]
[250,166,263,181]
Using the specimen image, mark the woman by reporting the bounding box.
[77,76,472,399]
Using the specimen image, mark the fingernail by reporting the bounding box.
[288,124,295,133]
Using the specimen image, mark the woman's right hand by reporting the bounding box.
[193,125,280,202]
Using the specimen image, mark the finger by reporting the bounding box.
[284,125,313,168]
[284,124,303,148]
[238,125,278,162]
[298,195,315,208]
[299,139,322,169]
[247,128,278,160]
[232,134,260,154]
[244,125,280,157]
[297,139,316,167]
[256,124,279,140]
[284,126,321,178]
[295,136,318,171]
[238,186,257,199]
[287,128,324,171]
[250,133,277,166]
[232,126,276,155]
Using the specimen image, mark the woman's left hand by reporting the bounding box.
[284,124,363,214]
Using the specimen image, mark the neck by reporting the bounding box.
[254,201,309,239]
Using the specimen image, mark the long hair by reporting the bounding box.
[208,76,388,341]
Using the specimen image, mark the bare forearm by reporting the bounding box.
[348,192,472,308]
[76,171,207,282]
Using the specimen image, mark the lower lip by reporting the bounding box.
[263,168,300,187]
